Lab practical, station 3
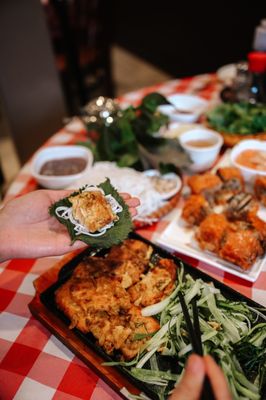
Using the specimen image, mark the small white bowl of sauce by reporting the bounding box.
[231,139,266,182]
[158,94,209,123]
[179,128,223,172]
[31,145,93,189]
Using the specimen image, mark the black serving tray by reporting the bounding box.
[40,232,266,400]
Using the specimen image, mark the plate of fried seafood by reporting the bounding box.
[157,166,266,282]
[38,234,266,399]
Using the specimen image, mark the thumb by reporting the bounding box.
[169,354,205,400]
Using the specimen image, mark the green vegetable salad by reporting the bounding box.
[207,102,266,135]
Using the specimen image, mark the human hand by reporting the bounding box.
[0,189,140,262]
[169,354,232,400]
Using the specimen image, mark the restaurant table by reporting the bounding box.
[1,73,266,400]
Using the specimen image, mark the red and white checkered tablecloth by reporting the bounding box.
[1,74,266,400]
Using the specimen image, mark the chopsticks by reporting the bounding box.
[178,292,215,400]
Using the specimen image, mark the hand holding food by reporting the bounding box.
[49,179,135,248]
[0,188,139,262]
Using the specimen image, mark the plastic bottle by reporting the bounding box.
[253,19,266,52]
[247,52,266,104]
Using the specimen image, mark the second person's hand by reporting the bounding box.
[169,354,232,400]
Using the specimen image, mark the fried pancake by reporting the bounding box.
[69,190,118,233]
[120,307,160,360]
[55,239,175,360]
[107,239,153,262]
[128,258,176,307]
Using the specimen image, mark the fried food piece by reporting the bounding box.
[196,213,229,253]
[215,167,245,203]
[187,173,222,195]
[225,192,259,221]
[254,176,266,207]
[55,269,159,359]
[105,239,153,289]
[55,274,132,333]
[128,258,176,307]
[106,239,153,262]
[247,214,266,251]
[55,238,163,360]
[73,257,116,279]
[219,228,263,270]
[88,306,159,359]
[112,260,148,289]
[69,190,118,233]
[54,280,89,332]
[181,194,210,226]
[120,307,160,360]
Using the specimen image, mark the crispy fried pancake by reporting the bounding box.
[128,258,177,307]
[55,239,175,360]
[106,239,153,262]
[69,190,118,233]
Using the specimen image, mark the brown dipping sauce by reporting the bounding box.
[40,157,87,176]
[185,139,217,148]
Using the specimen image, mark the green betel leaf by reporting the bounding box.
[140,92,171,113]
[49,179,134,249]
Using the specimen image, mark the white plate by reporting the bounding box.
[143,170,182,200]
[158,94,209,123]
[156,208,266,282]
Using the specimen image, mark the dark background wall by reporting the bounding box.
[112,1,265,77]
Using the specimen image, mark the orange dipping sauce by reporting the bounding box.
[235,149,266,171]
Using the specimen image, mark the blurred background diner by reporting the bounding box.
[0,0,265,198]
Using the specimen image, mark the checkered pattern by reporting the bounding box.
[1,74,265,400]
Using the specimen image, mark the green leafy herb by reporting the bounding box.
[206,102,266,135]
[80,92,190,170]
[49,179,133,248]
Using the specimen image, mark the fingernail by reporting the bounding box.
[186,354,204,374]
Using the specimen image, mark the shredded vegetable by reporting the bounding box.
[109,263,266,399]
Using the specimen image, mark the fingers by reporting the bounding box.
[120,193,140,206]
[169,354,205,400]
[70,240,88,251]
[129,207,138,218]
[119,193,140,218]
[204,355,232,400]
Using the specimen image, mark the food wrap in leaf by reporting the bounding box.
[49,179,133,248]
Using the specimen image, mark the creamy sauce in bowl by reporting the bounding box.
[235,149,266,171]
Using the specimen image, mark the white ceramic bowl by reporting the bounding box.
[231,139,266,183]
[179,128,223,172]
[143,169,182,200]
[31,145,93,189]
[158,94,209,123]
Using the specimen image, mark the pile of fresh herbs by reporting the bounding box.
[206,102,266,135]
[80,92,190,172]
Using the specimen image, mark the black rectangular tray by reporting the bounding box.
[40,232,266,400]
